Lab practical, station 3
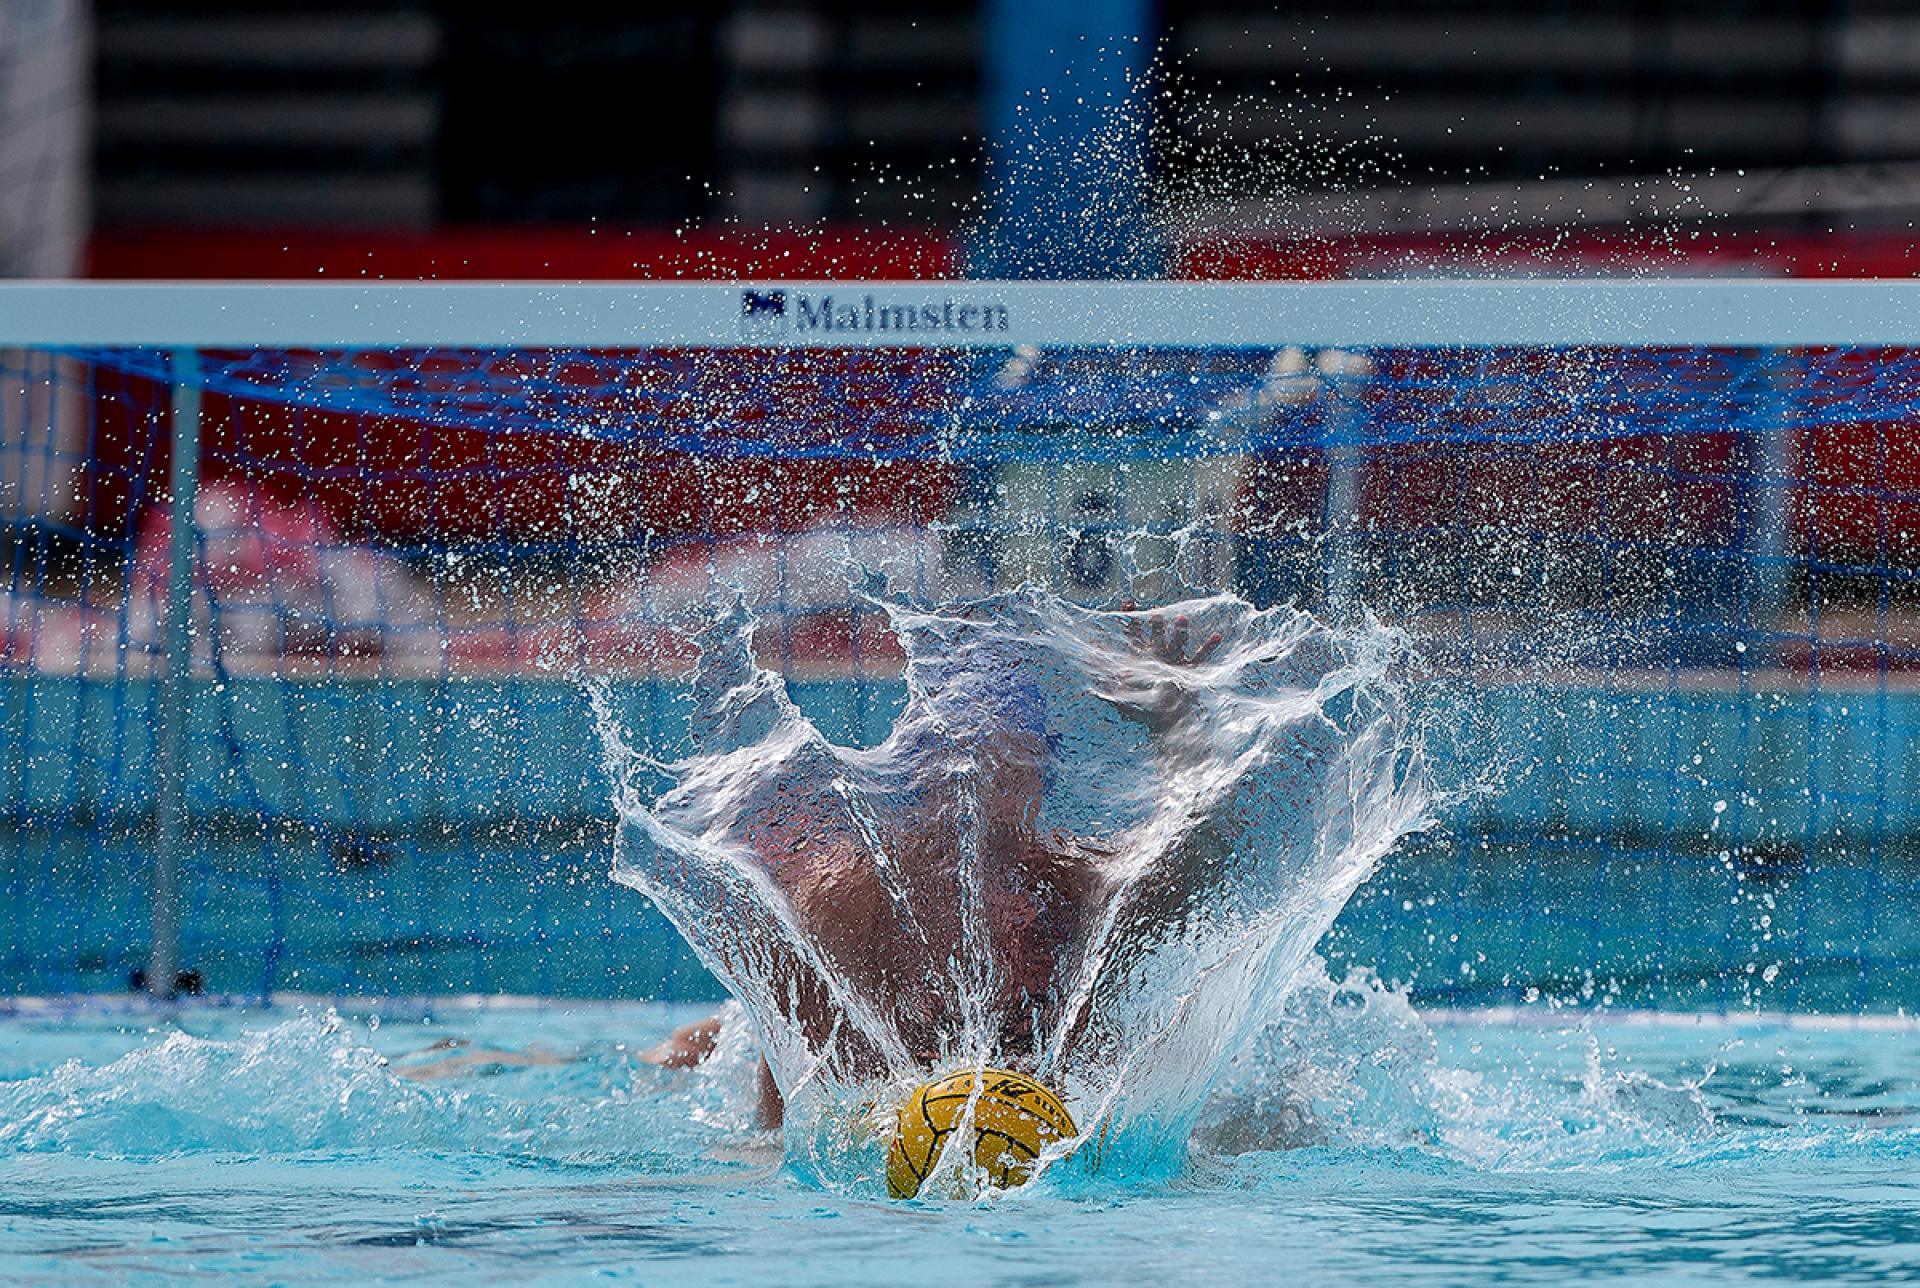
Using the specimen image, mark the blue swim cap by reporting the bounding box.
[1001,676,1049,737]
[921,652,1049,739]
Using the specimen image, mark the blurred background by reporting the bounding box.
[5,1,1920,1008]
[5,0,1920,281]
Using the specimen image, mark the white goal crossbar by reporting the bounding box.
[3,279,1920,348]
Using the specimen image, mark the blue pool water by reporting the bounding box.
[2,999,1915,1285]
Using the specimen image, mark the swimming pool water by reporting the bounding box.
[2,1001,1915,1285]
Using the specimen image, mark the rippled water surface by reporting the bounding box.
[3,1001,1915,1285]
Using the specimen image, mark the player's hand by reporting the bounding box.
[1117,599,1224,668]
[1096,600,1224,737]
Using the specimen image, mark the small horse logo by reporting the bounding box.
[739,289,787,337]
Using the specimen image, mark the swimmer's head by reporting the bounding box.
[913,658,1058,802]
[920,648,1049,734]
[936,668,1050,747]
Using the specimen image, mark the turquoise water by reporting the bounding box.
[15,672,1920,1013]
[3,999,1915,1285]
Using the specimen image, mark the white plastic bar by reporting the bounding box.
[4,279,1920,347]
[149,348,199,999]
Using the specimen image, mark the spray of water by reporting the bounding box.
[591,581,1434,1191]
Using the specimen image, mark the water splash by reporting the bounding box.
[1195,962,1722,1172]
[592,584,1435,1191]
[0,1010,747,1168]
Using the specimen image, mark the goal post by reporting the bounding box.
[3,279,1919,1012]
[6,279,1920,348]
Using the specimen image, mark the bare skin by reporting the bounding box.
[394,1038,571,1081]
[644,604,1224,1128]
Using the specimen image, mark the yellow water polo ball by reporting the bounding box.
[885,1067,1077,1199]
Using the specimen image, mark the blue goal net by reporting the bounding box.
[5,281,1920,1012]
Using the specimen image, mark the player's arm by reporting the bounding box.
[643,1017,785,1128]
[1090,602,1242,910]
[1097,600,1224,767]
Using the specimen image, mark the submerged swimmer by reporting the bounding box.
[641,602,1226,1127]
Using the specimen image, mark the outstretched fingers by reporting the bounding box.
[1117,601,1224,667]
